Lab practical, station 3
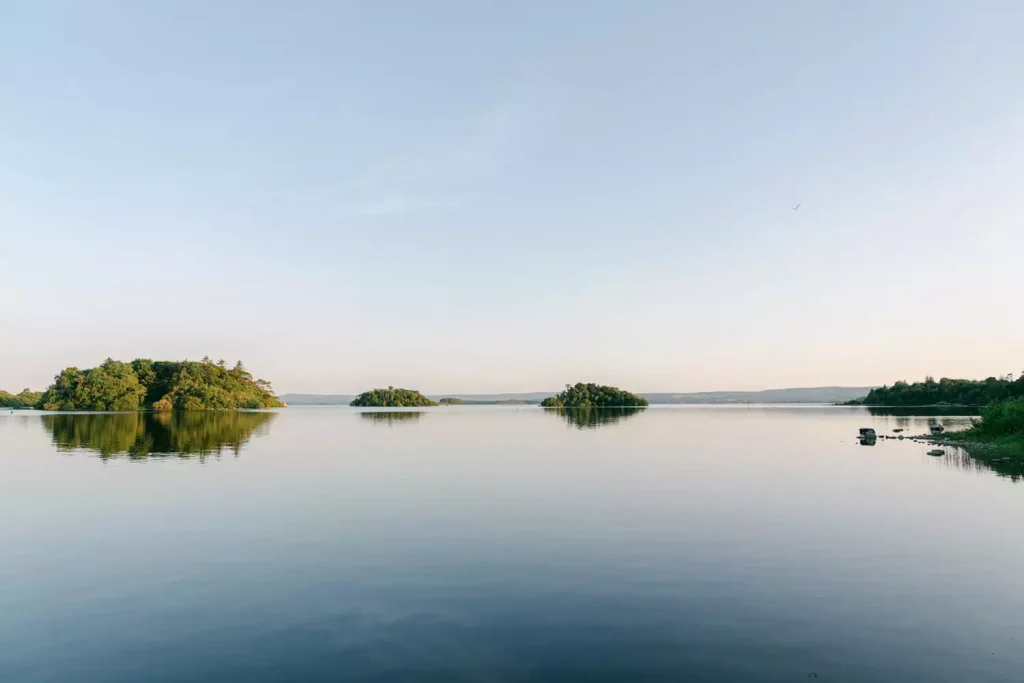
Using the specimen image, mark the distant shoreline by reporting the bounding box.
[281,386,874,407]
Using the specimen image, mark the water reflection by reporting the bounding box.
[545,406,645,430]
[867,406,981,417]
[932,444,1024,482]
[42,411,277,459]
[359,411,424,426]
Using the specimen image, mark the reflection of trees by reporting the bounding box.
[42,411,276,460]
[929,444,1023,483]
[867,406,980,417]
[546,406,645,430]
[359,411,424,425]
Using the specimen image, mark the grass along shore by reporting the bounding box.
[920,397,1024,466]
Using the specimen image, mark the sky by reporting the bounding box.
[2,1,1022,394]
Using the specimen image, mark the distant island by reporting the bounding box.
[847,374,1023,407]
[439,397,466,405]
[350,387,438,407]
[20,358,284,411]
[280,386,873,406]
[540,383,648,408]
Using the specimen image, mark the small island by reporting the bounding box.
[540,383,649,408]
[439,397,466,405]
[27,357,284,411]
[350,387,438,407]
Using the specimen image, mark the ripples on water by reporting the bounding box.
[1,406,1022,683]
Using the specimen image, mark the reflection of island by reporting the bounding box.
[546,406,645,430]
[43,411,276,459]
[359,411,424,425]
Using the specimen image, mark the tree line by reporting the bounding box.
[851,374,1024,406]
[0,389,42,409]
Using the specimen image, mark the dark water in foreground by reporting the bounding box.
[2,406,1022,682]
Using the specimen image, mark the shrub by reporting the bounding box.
[976,398,1024,437]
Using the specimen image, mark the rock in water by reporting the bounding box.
[927,449,945,456]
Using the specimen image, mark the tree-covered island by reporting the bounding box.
[350,387,438,407]
[26,357,284,411]
[540,383,648,408]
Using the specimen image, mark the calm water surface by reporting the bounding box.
[2,406,1022,682]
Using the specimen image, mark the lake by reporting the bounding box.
[2,406,1022,682]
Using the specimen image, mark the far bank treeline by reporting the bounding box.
[850,372,1024,456]
[0,389,43,409]
[849,374,1024,407]
[8,358,284,411]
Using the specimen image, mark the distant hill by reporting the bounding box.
[281,387,874,406]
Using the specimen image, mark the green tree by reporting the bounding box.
[857,374,1023,406]
[350,387,438,407]
[540,383,648,408]
[40,367,86,411]
[1,388,43,408]
[16,389,43,408]
[37,357,285,411]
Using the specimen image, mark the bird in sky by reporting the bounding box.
[792,203,801,211]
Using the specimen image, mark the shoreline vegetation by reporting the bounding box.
[6,358,284,412]
[0,389,42,409]
[927,398,1024,456]
[845,374,1023,407]
[853,374,1024,462]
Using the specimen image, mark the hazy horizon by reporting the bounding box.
[3,2,1022,393]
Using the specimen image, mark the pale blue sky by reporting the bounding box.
[2,1,1022,393]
